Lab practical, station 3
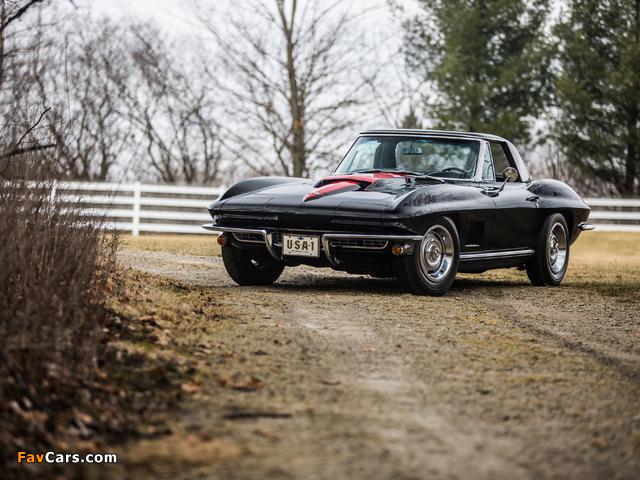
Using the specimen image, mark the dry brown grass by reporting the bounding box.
[120,234,221,257]
[466,231,640,301]
[571,231,640,264]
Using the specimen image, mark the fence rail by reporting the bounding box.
[582,198,640,232]
[52,181,225,236]
[48,182,640,235]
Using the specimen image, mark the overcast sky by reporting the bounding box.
[72,0,187,30]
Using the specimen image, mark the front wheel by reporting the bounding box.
[222,245,285,286]
[525,213,569,286]
[395,216,460,296]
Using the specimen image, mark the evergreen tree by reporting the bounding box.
[405,0,553,145]
[400,106,423,129]
[555,0,640,197]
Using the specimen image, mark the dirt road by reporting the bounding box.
[118,250,640,480]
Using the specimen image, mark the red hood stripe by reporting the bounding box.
[304,173,412,202]
[303,180,360,202]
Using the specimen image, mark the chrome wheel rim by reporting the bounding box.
[547,221,567,274]
[419,225,454,283]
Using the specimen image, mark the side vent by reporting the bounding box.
[465,221,484,248]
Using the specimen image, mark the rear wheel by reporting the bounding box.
[526,213,569,286]
[222,245,285,286]
[395,216,460,296]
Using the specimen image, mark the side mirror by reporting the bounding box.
[496,167,518,193]
[481,166,520,197]
[503,167,518,183]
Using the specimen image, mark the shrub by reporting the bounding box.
[0,175,117,464]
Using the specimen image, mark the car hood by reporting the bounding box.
[217,173,426,216]
[210,173,480,231]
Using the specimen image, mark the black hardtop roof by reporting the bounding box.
[358,129,508,143]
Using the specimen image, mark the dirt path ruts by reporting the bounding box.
[118,250,640,480]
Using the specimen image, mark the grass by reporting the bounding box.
[120,234,222,256]
[571,231,640,263]
[565,231,640,301]
[468,231,640,302]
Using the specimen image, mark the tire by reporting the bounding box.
[395,216,460,296]
[526,213,569,286]
[221,245,285,286]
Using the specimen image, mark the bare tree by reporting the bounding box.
[122,22,222,185]
[35,18,136,181]
[194,0,385,178]
[0,0,57,171]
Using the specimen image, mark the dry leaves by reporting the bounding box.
[150,328,170,345]
[199,340,226,349]
[592,437,608,449]
[181,381,203,394]
[321,379,341,385]
[150,366,167,376]
[254,428,277,438]
[218,377,266,391]
[141,316,162,328]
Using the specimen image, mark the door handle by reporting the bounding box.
[526,195,539,202]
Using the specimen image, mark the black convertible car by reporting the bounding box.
[203,130,594,296]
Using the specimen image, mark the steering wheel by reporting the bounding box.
[440,167,468,176]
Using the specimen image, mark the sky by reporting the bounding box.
[75,0,189,30]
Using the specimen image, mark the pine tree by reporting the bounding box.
[400,106,423,129]
[405,0,553,145]
[555,0,640,197]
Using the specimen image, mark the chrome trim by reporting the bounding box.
[321,236,340,267]
[232,232,264,243]
[322,233,423,242]
[473,141,488,182]
[460,249,535,262]
[202,224,268,236]
[329,238,389,250]
[578,222,595,231]
[265,232,281,260]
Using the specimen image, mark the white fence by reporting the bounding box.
[53,181,225,235]
[51,182,640,235]
[583,198,640,232]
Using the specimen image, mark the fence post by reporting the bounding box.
[132,181,141,236]
[50,180,57,205]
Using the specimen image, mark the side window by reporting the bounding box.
[482,145,495,180]
[490,143,513,180]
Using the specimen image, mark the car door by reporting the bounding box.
[483,142,540,251]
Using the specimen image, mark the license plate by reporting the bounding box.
[282,234,320,258]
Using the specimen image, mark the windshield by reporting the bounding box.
[334,136,481,179]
